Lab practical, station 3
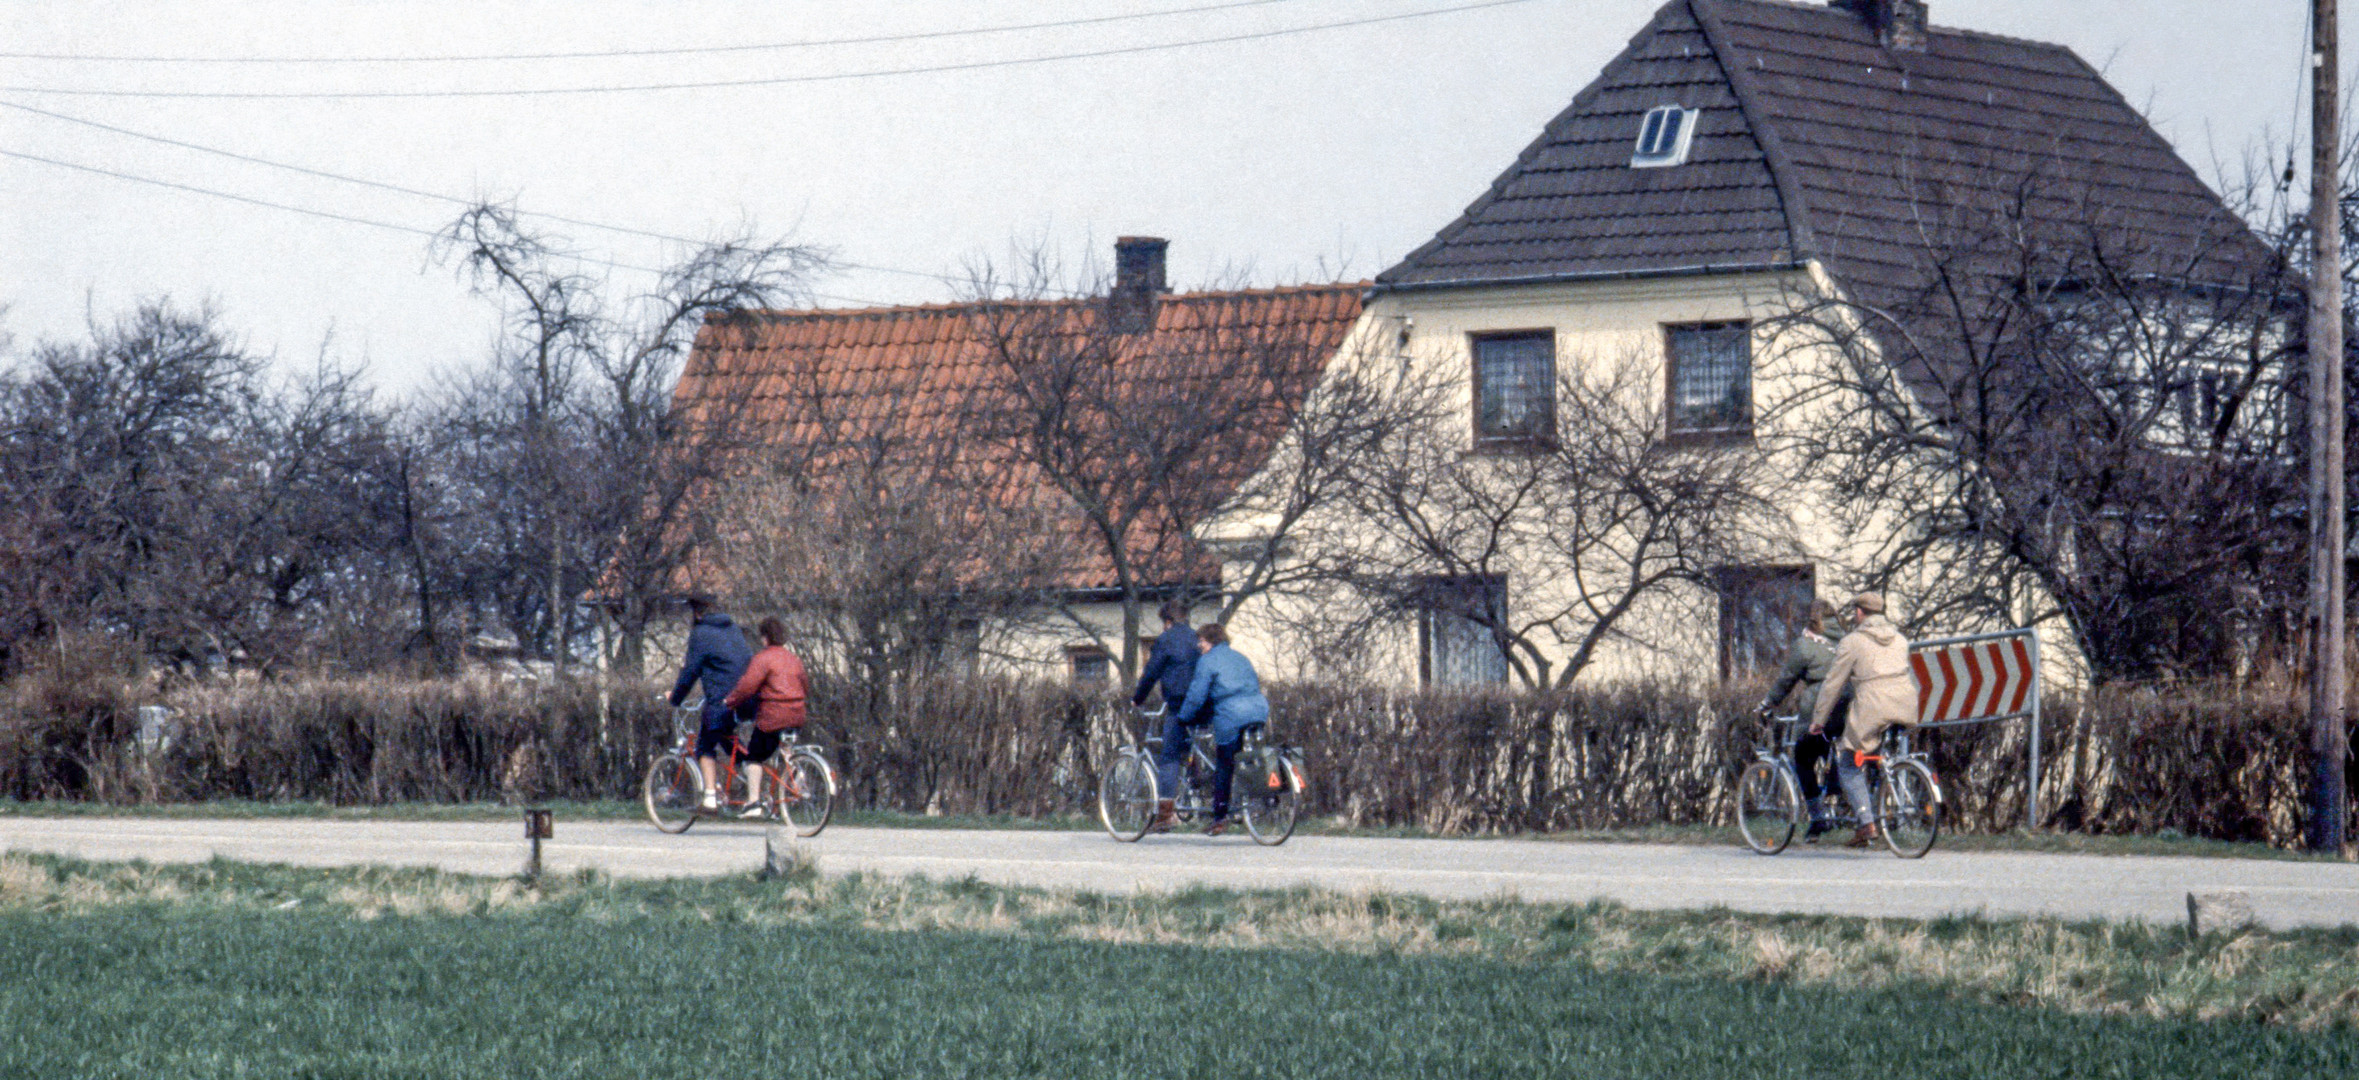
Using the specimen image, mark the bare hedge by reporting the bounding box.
[1,669,2349,845]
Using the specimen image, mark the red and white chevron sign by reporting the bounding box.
[1909,630,2037,725]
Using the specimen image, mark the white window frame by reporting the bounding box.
[1631,105,1699,169]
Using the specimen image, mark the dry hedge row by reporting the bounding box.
[1,668,2348,844]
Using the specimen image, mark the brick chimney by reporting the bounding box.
[1834,0,1927,52]
[1110,236,1167,333]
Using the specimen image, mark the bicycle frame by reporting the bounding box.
[1131,706,1294,818]
[1752,714,1807,791]
[1854,730,1946,806]
[667,703,802,813]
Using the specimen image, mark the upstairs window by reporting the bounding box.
[1666,321,1753,438]
[1472,331,1555,445]
[1631,105,1699,168]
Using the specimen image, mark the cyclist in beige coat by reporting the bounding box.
[1808,592,1919,847]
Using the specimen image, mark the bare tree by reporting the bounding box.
[1756,166,2298,682]
[1320,352,1781,689]
[0,300,406,674]
[430,203,830,673]
[704,326,1080,716]
[961,254,1358,679]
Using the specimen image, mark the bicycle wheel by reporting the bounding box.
[642,754,700,834]
[780,749,836,838]
[1734,760,1801,855]
[1878,760,1940,858]
[1238,757,1300,846]
[1098,751,1158,842]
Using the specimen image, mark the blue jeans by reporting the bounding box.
[1836,756,1875,824]
[1156,712,1200,805]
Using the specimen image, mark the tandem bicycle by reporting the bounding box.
[1098,705,1305,845]
[1735,713,1942,858]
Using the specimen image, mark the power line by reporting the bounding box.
[0,98,1035,294]
[0,145,446,240]
[0,98,685,241]
[0,0,1534,100]
[0,0,1305,64]
[0,143,890,306]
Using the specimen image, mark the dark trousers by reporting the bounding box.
[1210,739,1239,820]
[1158,712,1251,820]
[695,702,737,759]
[1793,712,1848,803]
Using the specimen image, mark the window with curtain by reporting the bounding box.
[1473,331,1555,445]
[1666,322,1753,437]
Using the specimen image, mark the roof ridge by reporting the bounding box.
[1711,0,2080,56]
[1688,0,1817,261]
[735,280,1370,322]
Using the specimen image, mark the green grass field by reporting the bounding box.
[0,854,2352,1077]
[3,905,2349,1079]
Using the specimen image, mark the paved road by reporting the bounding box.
[4,816,2353,930]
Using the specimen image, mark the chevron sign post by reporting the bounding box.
[1908,628,2044,828]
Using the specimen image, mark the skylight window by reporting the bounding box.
[1631,105,1698,168]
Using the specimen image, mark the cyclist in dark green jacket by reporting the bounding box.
[1756,599,1847,840]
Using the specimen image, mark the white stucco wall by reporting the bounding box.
[1210,264,2087,691]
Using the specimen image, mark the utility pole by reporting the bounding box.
[2310,0,2350,855]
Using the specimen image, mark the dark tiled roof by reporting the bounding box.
[1378,0,2270,303]
[675,285,1367,592]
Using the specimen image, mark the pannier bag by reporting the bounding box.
[1256,746,1288,793]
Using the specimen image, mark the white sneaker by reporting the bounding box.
[698,794,720,813]
[736,805,767,819]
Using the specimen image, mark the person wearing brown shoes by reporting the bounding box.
[1171,623,1269,836]
[1136,600,1201,835]
[1810,592,1920,848]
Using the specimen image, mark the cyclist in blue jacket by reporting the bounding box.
[1136,601,1201,833]
[1168,623,1270,836]
[668,595,754,813]
[1133,600,1200,712]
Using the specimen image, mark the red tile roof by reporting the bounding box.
[674,284,1368,593]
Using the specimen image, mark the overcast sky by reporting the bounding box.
[0,1,2340,394]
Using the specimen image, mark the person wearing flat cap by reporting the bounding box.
[1808,592,1920,847]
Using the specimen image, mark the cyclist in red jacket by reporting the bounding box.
[720,617,810,818]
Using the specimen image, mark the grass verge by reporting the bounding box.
[2,797,2343,862]
[2,851,2354,1036]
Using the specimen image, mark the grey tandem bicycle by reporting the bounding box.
[1735,713,1942,858]
[1099,705,1306,845]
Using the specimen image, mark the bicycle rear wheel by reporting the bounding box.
[1098,751,1158,842]
[780,749,836,837]
[1238,754,1300,846]
[1735,760,1801,855]
[1878,760,1940,858]
[642,754,699,834]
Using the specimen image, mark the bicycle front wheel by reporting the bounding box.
[642,754,699,834]
[1099,751,1159,841]
[1879,760,1940,858]
[780,749,836,838]
[1735,760,1801,855]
